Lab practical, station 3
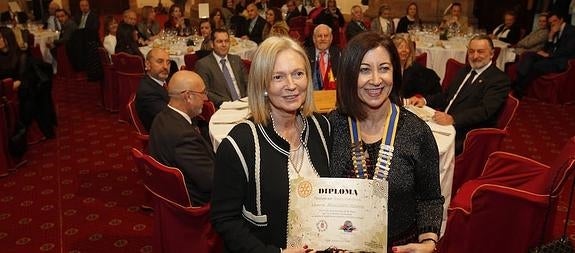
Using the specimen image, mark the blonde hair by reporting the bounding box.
[248,36,315,125]
[392,33,415,69]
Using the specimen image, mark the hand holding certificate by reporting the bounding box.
[287,178,388,252]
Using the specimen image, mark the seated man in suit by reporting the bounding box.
[46,9,77,55]
[196,29,248,107]
[236,3,266,44]
[514,11,575,98]
[489,10,521,45]
[285,0,305,23]
[135,48,171,132]
[148,70,214,206]
[345,5,368,42]
[407,35,510,154]
[306,24,340,90]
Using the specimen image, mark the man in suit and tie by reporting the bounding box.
[196,29,248,107]
[306,24,340,90]
[285,0,305,23]
[237,3,266,44]
[74,0,99,32]
[407,35,510,154]
[345,5,368,42]
[135,48,171,132]
[514,11,575,98]
[46,9,77,57]
[149,70,214,206]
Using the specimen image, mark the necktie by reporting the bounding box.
[319,51,327,81]
[220,58,240,100]
[445,70,477,113]
[358,21,366,31]
[80,14,87,28]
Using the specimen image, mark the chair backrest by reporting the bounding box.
[415,52,427,67]
[97,47,112,65]
[496,94,519,130]
[127,94,147,135]
[184,53,199,71]
[131,148,193,207]
[452,128,508,196]
[242,59,252,75]
[111,52,145,74]
[288,30,301,42]
[442,58,465,91]
[288,16,307,40]
[198,100,216,123]
[56,45,74,78]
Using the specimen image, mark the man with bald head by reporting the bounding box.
[135,48,171,131]
[306,24,340,90]
[149,70,214,206]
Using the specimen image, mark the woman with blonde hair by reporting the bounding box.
[137,6,160,41]
[392,34,441,98]
[211,36,331,253]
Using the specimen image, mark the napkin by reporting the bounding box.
[405,105,434,122]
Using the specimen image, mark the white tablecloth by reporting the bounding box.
[415,33,516,81]
[139,37,257,69]
[209,104,456,236]
[31,30,59,69]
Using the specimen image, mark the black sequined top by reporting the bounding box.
[328,107,444,246]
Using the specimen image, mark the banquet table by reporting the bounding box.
[30,29,59,70]
[208,94,455,236]
[139,36,257,69]
[415,33,516,80]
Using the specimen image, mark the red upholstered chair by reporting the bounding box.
[55,45,87,87]
[288,16,307,42]
[184,53,199,71]
[288,30,302,42]
[415,52,427,67]
[242,59,252,75]
[439,137,575,253]
[442,58,465,91]
[130,148,222,253]
[127,94,149,150]
[98,47,119,112]
[111,53,145,122]
[526,59,575,104]
[198,100,216,123]
[0,102,9,177]
[451,94,519,196]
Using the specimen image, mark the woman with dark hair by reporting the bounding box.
[396,2,422,33]
[262,7,289,39]
[329,31,443,252]
[210,8,226,30]
[392,34,441,98]
[221,0,234,25]
[137,5,160,41]
[103,15,119,55]
[164,4,191,35]
[115,23,144,59]
[199,19,213,51]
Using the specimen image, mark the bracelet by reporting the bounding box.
[419,238,437,245]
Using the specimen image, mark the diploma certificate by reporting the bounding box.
[287,177,388,252]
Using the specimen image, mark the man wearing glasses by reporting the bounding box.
[148,70,214,206]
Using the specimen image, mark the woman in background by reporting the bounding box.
[210,8,227,30]
[392,34,441,98]
[371,4,395,36]
[441,2,469,33]
[115,23,144,59]
[103,16,118,56]
[137,6,160,41]
[262,7,290,39]
[164,4,191,35]
[396,2,422,34]
[199,19,213,51]
[513,13,549,55]
[329,32,443,252]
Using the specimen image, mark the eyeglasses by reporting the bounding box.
[181,89,208,97]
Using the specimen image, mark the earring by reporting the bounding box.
[264,91,268,97]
